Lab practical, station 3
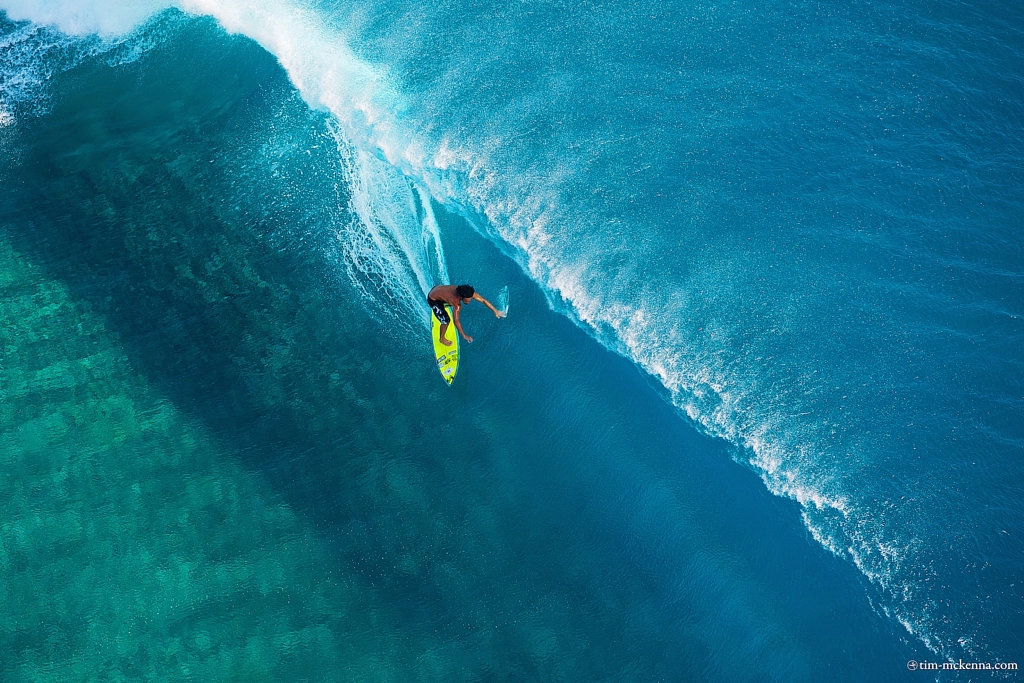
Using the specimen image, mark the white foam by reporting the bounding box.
[1,0,169,36]
[0,21,86,120]
[417,185,449,286]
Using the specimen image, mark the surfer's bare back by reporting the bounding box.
[428,284,505,345]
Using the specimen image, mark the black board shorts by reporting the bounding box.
[428,298,451,324]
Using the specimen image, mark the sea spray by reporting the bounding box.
[496,285,509,316]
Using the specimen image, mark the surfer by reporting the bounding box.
[427,284,505,346]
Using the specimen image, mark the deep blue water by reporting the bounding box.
[0,0,1022,680]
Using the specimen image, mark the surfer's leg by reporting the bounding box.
[429,298,453,345]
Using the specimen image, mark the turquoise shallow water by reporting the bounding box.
[1,0,1023,679]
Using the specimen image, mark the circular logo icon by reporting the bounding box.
[907,660,918,671]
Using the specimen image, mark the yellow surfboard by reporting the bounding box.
[432,304,459,385]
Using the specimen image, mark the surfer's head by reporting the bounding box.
[456,284,475,301]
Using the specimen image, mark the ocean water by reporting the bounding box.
[0,0,1021,680]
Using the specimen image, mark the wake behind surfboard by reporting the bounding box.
[432,304,459,385]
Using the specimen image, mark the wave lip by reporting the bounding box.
[1,0,169,35]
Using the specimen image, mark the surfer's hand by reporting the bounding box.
[465,335,474,343]
[496,311,506,318]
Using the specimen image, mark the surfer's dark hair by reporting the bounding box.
[456,284,475,299]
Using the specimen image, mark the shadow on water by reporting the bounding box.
[1,13,926,682]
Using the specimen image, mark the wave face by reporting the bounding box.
[4,0,1023,660]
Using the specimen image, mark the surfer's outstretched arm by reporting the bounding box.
[453,306,473,343]
[473,292,505,318]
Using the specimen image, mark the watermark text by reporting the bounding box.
[908,659,1018,672]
